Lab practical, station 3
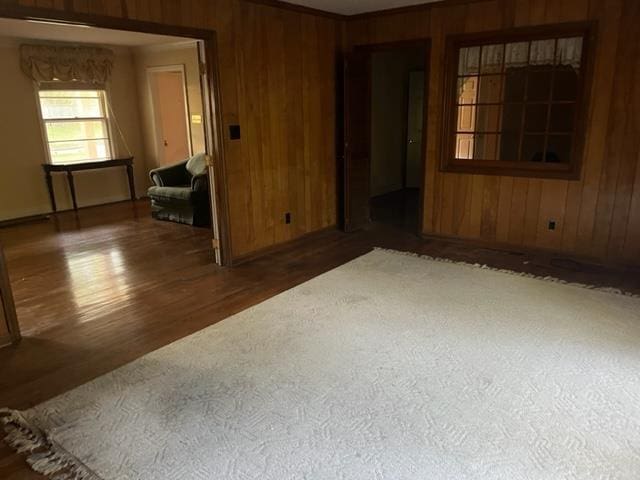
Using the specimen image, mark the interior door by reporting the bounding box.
[405,71,425,188]
[150,70,191,165]
[343,51,371,232]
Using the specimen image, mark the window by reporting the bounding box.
[441,24,593,178]
[38,89,112,165]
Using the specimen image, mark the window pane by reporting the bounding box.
[553,68,579,101]
[474,134,500,160]
[505,42,529,68]
[478,75,503,103]
[521,134,546,162]
[49,139,111,164]
[455,133,475,159]
[529,39,555,66]
[499,132,520,161]
[556,37,582,67]
[458,46,480,75]
[476,105,501,132]
[40,90,101,98]
[457,106,476,132]
[46,120,107,142]
[524,104,549,132]
[527,70,552,101]
[546,135,573,163]
[502,103,523,133]
[457,77,478,104]
[481,44,504,74]
[40,96,103,119]
[504,69,527,101]
[549,104,575,132]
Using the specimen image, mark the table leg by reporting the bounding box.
[126,164,136,201]
[66,171,78,211]
[44,171,57,213]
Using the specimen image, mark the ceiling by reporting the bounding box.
[283,0,440,15]
[0,17,192,46]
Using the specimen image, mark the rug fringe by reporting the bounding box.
[373,247,640,299]
[0,408,102,480]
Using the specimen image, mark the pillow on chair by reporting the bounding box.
[186,153,208,177]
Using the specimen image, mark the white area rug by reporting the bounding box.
[3,249,640,480]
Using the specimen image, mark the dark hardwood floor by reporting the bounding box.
[1,200,638,479]
[370,188,420,233]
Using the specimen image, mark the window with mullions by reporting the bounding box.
[442,25,592,178]
[38,88,113,165]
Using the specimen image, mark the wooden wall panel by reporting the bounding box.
[5,0,638,265]
[9,0,340,260]
[347,0,640,266]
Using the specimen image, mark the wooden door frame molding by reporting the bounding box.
[348,39,431,235]
[0,244,20,346]
[0,4,233,267]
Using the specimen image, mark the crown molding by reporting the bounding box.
[243,0,344,19]
[243,0,490,20]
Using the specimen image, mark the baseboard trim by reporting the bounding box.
[419,232,640,270]
[231,225,339,266]
[0,214,50,229]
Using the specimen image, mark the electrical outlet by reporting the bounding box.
[285,212,291,224]
[548,220,556,231]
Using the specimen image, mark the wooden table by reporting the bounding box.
[42,157,136,212]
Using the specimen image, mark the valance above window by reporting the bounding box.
[457,36,584,76]
[20,44,114,84]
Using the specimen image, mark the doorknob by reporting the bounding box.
[164,140,168,146]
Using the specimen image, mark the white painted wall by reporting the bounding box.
[0,37,147,220]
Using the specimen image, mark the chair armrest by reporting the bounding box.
[191,173,209,192]
[149,161,189,187]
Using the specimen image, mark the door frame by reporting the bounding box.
[146,64,194,165]
[344,39,431,235]
[0,4,232,266]
[0,244,20,346]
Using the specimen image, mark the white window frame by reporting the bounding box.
[35,84,115,165]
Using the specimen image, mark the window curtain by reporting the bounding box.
[458,37,583,76]
[20,44,114,84]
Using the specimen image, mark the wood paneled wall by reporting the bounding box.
[4,0,639,266]
[6,0,340,259]
[348,0,640,266]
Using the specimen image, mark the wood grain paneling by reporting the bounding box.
[3,0,638,265]
[6,0,340,261]
[347,0,640,266]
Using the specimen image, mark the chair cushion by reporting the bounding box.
[147,185,193,202]
[186,153,207,177]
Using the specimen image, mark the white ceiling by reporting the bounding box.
[284,0,440,15]
[0,17,191,46]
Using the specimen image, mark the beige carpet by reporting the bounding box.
[3,248,640,479]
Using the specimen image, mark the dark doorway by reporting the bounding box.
[343,41,429,234]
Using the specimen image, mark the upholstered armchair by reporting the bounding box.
[147,153,211,227]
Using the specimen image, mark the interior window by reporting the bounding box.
[443,26,591,178]
[38,89,112,165]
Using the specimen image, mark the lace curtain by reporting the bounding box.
[458,37,583,75]
[20,44,114,84]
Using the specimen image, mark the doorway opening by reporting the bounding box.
[0,7,230,266]
[343,41,429,234]
[369,48,425,233]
